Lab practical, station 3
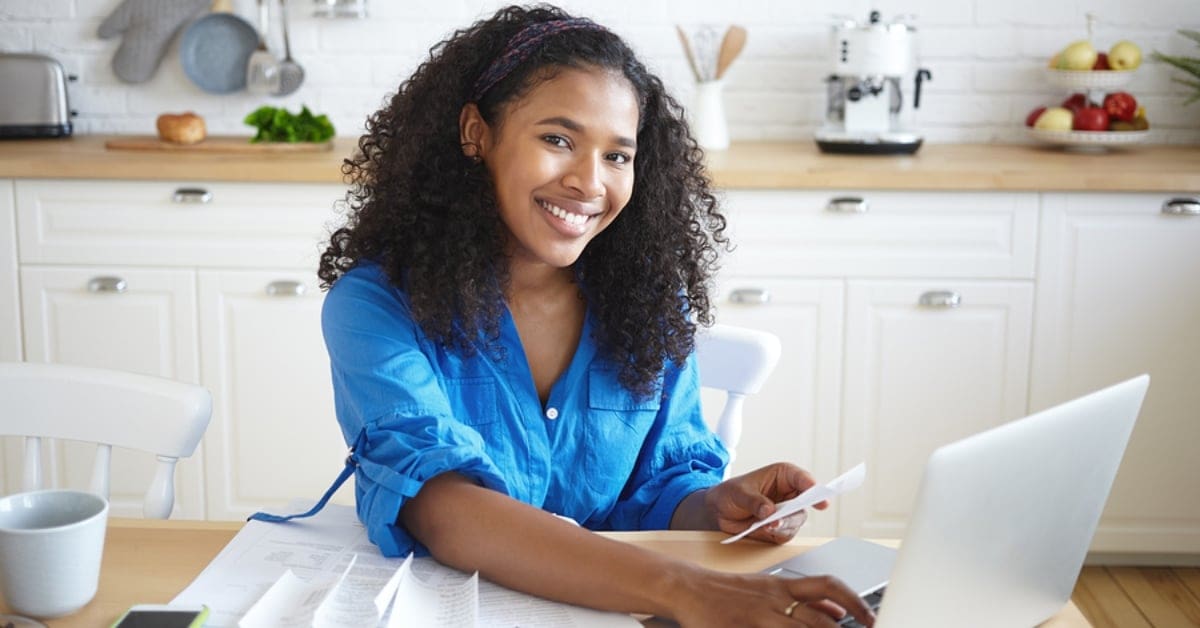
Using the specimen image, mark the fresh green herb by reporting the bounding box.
[1152,30,1200,105]
[243,105,336,143]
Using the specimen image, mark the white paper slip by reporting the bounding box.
[721,463,866,545]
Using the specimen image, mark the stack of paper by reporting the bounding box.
[172,501,638,628]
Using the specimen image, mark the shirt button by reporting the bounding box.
[545,407,559,420]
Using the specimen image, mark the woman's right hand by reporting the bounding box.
[667,568,875,628]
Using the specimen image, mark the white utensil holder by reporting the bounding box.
[690,80,729,150]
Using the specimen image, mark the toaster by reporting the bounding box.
[0,53,75,139]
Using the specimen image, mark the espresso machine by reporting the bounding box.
[815,11,932,155]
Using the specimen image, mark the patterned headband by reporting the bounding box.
[470,18,609,102]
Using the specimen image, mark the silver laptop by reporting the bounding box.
[763,375,1150,628]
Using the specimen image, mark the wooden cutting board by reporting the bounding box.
[105,136,335,153]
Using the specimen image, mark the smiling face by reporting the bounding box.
[461,66,640,270]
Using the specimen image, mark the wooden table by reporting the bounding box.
[0,519,1091,626]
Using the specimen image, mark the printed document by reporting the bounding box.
[172,501,638,627]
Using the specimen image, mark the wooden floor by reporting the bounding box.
[1073,566,1200,627]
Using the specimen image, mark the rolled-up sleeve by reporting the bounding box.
[323,266,509,557]
[604,353,728,530]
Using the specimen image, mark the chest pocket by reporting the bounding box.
[583,367,661,496]
[444,377,500,428]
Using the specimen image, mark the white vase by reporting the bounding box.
[690,80,729,150]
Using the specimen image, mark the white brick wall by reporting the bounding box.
[2,0,1198,144]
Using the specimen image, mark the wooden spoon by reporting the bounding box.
[715,25,747,80]
[676,25,701,82]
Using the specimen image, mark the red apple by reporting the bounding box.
[1093,52,1110,70]
[1025,106,1047,127]
[1073,106,1110,131]
[1103,92,1138,123]
[1062,93,1089,114]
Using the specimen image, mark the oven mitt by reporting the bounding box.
[98,0,211,84]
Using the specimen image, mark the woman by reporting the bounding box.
[314,5,873,626]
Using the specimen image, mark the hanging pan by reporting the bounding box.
[179,0,259,94]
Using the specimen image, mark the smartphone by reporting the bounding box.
[110,604,209,628]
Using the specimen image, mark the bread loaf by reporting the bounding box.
[156,112,206,144]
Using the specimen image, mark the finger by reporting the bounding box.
[787,576,875,626]
[767,466,817,503]
[787,603,842,627]
[721,479,776,520]
[807,599,847,620]
[758,510,809,542]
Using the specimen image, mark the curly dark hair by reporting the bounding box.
[318,3,727,398]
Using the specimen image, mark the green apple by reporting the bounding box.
[1057,40,1098,70]
[1034,107,1074,131]
[1109,40,1142,70]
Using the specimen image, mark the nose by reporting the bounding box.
[563,152,605,200]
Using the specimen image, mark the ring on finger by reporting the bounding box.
[783,600,801,617]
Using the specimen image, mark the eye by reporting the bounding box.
[542,134,570,149]
[606,151,633,165]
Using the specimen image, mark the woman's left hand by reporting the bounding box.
[704,463,827,544]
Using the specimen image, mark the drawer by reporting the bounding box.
[15,179,345,268]
[718,190,1038,279]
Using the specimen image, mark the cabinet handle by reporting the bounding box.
[87,276,127,293]
[729,288,771,305]
[172,187,212,204]
[265,280,306,297]
[1161,197,1200,215]
[826,196,869,213]
[918,290,961,308]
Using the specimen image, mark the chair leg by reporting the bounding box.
[716,394,746,480]
[144,455,178,519]
[89,444,112,500]
[23,436,43,492]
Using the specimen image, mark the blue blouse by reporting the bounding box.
[321,262,729,557]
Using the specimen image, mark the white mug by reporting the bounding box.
[0,489,108,618]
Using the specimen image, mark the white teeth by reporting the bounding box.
[540,201,588,227]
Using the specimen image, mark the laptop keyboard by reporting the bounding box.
[838,587,886,627]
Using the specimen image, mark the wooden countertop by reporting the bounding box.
[1,135,1198,192]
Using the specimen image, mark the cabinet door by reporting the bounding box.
[839,280,1033,538]
[19,266,204,519]
[708,277,844,538]
[1031,193,1200,554]
[0,180,18,362]
[198,270,349,520]
[0,181,18,494]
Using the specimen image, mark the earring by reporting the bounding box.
[461,141,482,166]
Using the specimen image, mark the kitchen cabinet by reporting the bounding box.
[19,265,203,518]
[708,190,1038,540]
[706,278,844,537]
[1030,192,1200,555]
[198,270,350,520]
[9,179,349,519]
[839,280,1032,538]
[0,181,18,363]
[0,181,19,496]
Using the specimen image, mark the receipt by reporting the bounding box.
[720,463,866,544]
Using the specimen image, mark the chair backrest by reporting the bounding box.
[0,362,212,519]
[694,324,781,477]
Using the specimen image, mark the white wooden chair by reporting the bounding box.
[0,362,212,519]
[695,324,782,477]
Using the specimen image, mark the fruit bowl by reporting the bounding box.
[1027,127,1149,151]
[1044,68,1135,90]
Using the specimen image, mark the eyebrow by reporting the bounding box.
[535,116,637,149]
